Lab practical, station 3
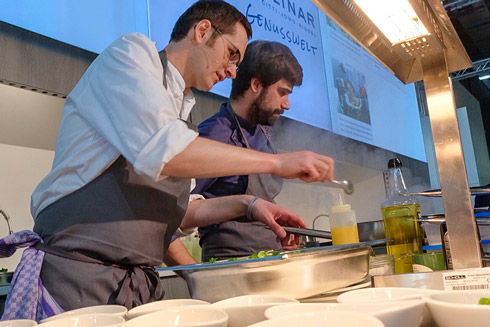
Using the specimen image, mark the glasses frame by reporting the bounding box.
[212,25,241,71]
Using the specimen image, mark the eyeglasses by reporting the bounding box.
[212,25,241,71]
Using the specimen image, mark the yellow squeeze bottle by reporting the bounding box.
[330,193,359,245]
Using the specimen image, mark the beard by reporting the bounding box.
[247,89,283,126]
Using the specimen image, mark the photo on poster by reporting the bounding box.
[331,58,371,125]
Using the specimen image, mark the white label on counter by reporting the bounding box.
[443,269,490,291]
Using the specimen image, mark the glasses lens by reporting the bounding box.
[229,51,240,64]
[213,25,240,69]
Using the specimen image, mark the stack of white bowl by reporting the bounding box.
[336,287,440,327]
[36,304,127,327]
[125,299,223,327]
[18,286,490,327]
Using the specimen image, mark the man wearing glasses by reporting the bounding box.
[2,0,334,320]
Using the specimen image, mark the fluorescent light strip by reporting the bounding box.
[479,74,490,80]
[353,0,429,44]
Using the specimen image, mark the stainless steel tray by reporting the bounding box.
[166,244,370,303]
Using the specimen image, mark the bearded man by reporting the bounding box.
[192,40,307,261]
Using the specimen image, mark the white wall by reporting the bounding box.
[454,81,490,186]
[0,82,64,150]
[0,83,62,270]
[0,144,54,270]
[420,80,490,214]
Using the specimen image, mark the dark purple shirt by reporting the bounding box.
[192,103,275,197]
[192,103,276,237]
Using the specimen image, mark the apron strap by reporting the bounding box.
[225,103,276,151]
[32,242,112,266]
[33,242,163,308]
[158,49,169,89]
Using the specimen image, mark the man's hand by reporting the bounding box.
[282,234,300,251]
[273,151,334,183]
[250,198,307,248]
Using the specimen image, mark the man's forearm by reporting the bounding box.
[164,238,197,266]
[161,137,277,178]
[180,195,254,229]
[161,136,335,183]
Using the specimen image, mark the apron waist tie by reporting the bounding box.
[32,243,164,308]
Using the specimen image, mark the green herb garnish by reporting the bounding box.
[479,297,490,305]
[208,257,217,263]
[248,249,281,259]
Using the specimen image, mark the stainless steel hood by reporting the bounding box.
[311,0,472,83]
[311,0,483,268]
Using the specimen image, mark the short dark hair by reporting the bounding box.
[170,0,252,44]
[230,41,303,100]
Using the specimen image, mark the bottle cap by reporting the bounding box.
[388,158,402,169]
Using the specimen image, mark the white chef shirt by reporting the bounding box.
[31,33,199,218]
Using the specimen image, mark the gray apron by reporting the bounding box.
[33,50,192,310]
[200,104,284,261]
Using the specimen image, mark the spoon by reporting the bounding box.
[331,179,354,195]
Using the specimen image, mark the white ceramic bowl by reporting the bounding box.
[423,290,490,327]
[337,287,440,327]
[126,298,210,320]
[124,305,228,327]
[337,287,440,302]
[0,320,37,327]
[37,314,125,327]
[212,294,299,327]
[249,310,384,327]
[40,305,127,323]
[265,300,424,327]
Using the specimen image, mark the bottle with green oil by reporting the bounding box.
[381,158,423,274]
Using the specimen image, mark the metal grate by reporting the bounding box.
[400,36,433,57]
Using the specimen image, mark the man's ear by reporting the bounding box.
[192,19,213,44]
[250,77,263,93]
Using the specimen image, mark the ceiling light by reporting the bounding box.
[352,0,429,44]
[478,74,490,80]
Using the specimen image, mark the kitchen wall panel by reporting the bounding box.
[0,21,96,96]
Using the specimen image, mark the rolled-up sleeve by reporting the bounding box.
[72,33,198,181]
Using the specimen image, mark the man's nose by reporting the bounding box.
[282,97,290,110]
[225,65,237,79]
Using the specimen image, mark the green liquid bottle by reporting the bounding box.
[381,158,422,274]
